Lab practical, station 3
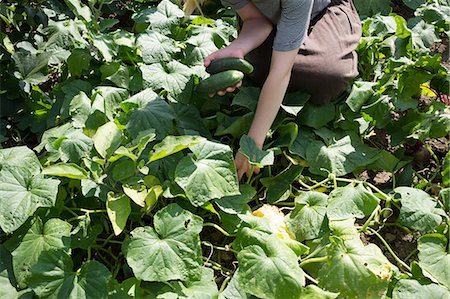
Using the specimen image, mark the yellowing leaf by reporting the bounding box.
[107,193,131,236]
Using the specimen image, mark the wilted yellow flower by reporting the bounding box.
[252,204,294,240]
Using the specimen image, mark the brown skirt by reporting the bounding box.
[244,0,362,105]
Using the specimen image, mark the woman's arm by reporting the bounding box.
[203,3,273,96]
[235,47,300,180]
[204,3,273,65]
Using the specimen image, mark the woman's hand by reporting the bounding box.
[235,151,260,181]
[204,47,244,68]
[204,47,245,97]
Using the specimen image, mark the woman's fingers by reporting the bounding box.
[235,152,260,181]
[207,82,242,97]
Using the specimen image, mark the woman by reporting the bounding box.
[183,0,362,180]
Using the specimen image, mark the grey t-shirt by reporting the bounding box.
[221,0,331,51]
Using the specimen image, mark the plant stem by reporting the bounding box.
[275,201,295,206]
[312,178,331,190]
[367,227,411,273]
[299,256,328,268]
[246,165,254,185]
[202,241,237,254]
[219,275,232,293]
[303,272,319,284]
[425,144,440,166]
[67,215,86,222]
[383,198,392,219]
[360,206,381,233]
[71,208,106,213]
[63,206,80,218]
[96,238,123,245]
[202,257,233,274]
[203,223,236,237]
[331,174,338,189]
[98,247,118,263]
[97,233,115,248]
[304,244,327,260]
[87,247,91,260]
[404,249,418,262]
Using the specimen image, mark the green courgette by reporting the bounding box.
[196,70,244,96]
[206,57,254,74]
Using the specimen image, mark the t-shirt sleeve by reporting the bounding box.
[221,0,250,10]
[273,0,315,51]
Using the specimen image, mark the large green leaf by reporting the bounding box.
[327,184,380,221]
[237,235,305,299]
[44,19,87,49]
[123,204,203,282]
[141,61,192,95]
[215,184,255,214]
[394,187,443,232]
[137,30,179,64]
[328,218,360,240]
[134,0,184,32]
[126,99,175,139]
[147,267,219,299]
[100,62,131,90]
[42,163,88,180]
[69,91,92,128]
[392,279,450,299]
[173,103,212,137]
[0,146,41,175]
[219,269,249,299]
[286,191,328,241]
[28,250,111,299]
[12,50,51,89]
[34,123,93,163]
[234,213,308,258]
[353,0,391,17]
[239,135,274,168]
[0,245,20,299]
[70,216,103,250]
[232,86,260,111]
[418,234,450,289]
[215,112,254,138]
[64,0,92,22]
[306,131,379,176]
[175,140,240,207]
[146,0,184,34]
[120,88,161,112]
[91,86,128,121]
[233,214,276,252]
[260,165,303,203]
[150,135,206,162]
[92,122,123,159]
[318,236,394,298]
[298,102,335,129]
[300,285,339,298]
[67,49,92,78]
[402,0,426,9]
[11,218,72,288]
[0,169,59,233]
[345,81,377,112]
[411,20,441,49]
[92,33,117,63]
[184,33,218,65]
[289,126,316,159]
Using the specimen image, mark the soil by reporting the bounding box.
[200,226,237,274]
[361,226,418,266]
